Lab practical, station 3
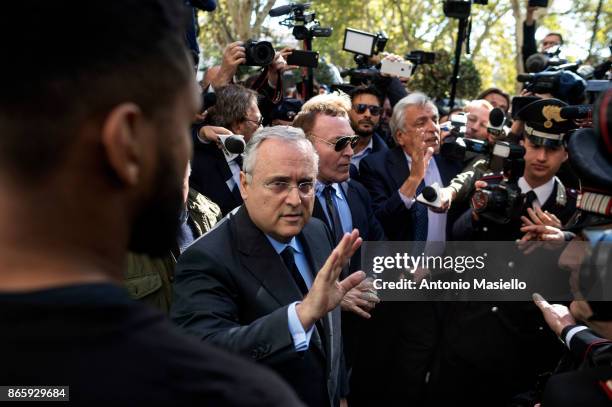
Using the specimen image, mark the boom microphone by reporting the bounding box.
[268,5,293,16]
[269,3,310,17]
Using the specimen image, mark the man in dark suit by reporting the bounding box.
[190,84,262,215]
[171,126,367,407]
[347,86,389,179]
[357,92,463,243]
[293,94,386,400]
[293,93,386,274]
[350,93,463,406]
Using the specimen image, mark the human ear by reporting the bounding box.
[99,103,146,186]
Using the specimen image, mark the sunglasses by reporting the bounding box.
[353,104,382,116]
[311,134,359,152]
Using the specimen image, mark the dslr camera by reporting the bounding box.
[243,39,275,66]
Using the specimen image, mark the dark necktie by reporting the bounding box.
[524,190,538,210]
[280,246,309,296]
[323,185,344,244]
[414,179,428,241]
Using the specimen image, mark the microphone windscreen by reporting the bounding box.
[221,135,246,154]
[422,186,437,202]
[489,107,506,127]
[269,4,293,16]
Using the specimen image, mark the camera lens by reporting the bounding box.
[254,43,274,65]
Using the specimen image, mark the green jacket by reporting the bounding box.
[123,189,221,313]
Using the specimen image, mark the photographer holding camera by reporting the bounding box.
[522,1,564,70]
[452,98,577,241]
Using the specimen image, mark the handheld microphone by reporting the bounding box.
[416,182,444,209]
[218,134,245,155]
[487,107,507,139]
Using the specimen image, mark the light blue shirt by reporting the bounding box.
[265,235,314,352]
[398,153,447,247]
[315,182,353,235]
[350,137,373,170]
[225,154,242,192]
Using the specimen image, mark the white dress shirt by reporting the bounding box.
[398,153,447,244]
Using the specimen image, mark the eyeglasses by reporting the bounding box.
[310,134,359,152]
[353,104,382,116]
[263,180,315,197]
[244,116,264,126]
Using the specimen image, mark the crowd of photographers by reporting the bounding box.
[2,0,611,406]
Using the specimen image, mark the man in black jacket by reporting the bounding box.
[190,84,261,215]
[172,126,367,407]
[0,1,302,405]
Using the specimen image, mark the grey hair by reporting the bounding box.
[389,92,438,142]
[242,125,319,180]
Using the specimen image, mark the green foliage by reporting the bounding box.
[197,0,610,97]
[409,50,482,100]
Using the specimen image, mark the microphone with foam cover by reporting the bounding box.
[422,186,438,202]
[560,105,593,120]
[487,107,507,139]
[269,4,295,16]
[416,183,444,209]
[218,134,245,154]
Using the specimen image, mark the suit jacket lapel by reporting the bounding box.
[344,181,364,234]
[388,147,410,189]
[234,207,327,357]
[434,154,460,186]
[234,207,303,307]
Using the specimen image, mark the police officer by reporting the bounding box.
[530,89,612,406]
[452,98,577,242]
[430,99,581,406]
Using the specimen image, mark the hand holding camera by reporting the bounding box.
[214,41,247,87]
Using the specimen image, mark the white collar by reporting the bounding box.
[518,177,555,206]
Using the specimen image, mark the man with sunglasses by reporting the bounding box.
[293,92,385,292]
[190,84,263,215]
[172,126,368,407]
[348,86,389,178]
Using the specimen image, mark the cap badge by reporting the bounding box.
[542,105,567,129]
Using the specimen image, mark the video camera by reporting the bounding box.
[517,63,587,105]
[441,109,526,224]
[270,3,332,41]
[471,138,526,224]
[524,45,567,73]
[340,28,434,86]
